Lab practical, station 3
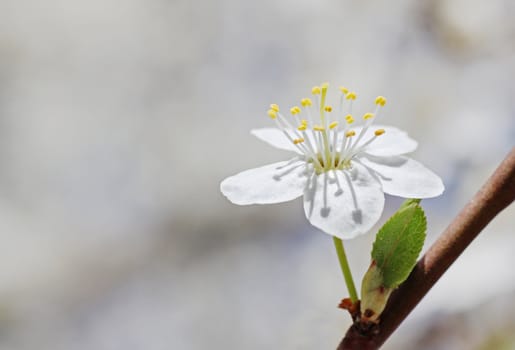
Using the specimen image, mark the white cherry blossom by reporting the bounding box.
[220,83,444,239]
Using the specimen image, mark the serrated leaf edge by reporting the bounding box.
[371,203,427,288]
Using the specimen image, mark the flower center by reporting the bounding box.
[267,83,387,174]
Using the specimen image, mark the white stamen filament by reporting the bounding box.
[350,134,381,157]
[266,87,388,174]
[276,113,325,168]
[272,116,309,155]
[300,130,323,168]
[347,114,375,153]
[337,134,353,167]
[304,105,314,126]
[331,127,339,167]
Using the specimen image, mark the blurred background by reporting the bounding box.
[0,0,514,349]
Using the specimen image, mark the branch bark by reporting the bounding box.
[338,147,515,350]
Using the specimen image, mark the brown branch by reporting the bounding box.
[337,147,515,350]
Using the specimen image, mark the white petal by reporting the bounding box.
[359,155,444,198]
[251,128,302,154]
[303,162,384,239]
[341,125,418,156]
[220,159,309,205]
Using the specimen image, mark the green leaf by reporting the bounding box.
[371,199,427,288]
[360,263,394,324]
[397,198,421,211]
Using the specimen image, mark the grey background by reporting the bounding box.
[0,0,514,349]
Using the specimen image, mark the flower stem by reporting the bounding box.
[333,237,358,303]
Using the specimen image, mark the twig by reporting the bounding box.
[337,147,515,350]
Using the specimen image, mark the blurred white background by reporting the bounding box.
[0,0,514,349]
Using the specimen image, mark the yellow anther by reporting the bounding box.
[267,109,277,119]
[270,104,280,112]
[329,121,339,129]
[297,124,307,131]
[312,86,321,95]
[346,92,357,100]
[339,86,349,94]
[324,105,333,112]
[374,129,385,136]
[301,98,312,107]
[290,106,301,115]
[293,138,305,145]
[313,125,325,132]
[345,130,356,137]
[375,96,387,106]
[321,82,329,89]
[363,112,375,120]
[345,114,355,124]
[301,119,308,125]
